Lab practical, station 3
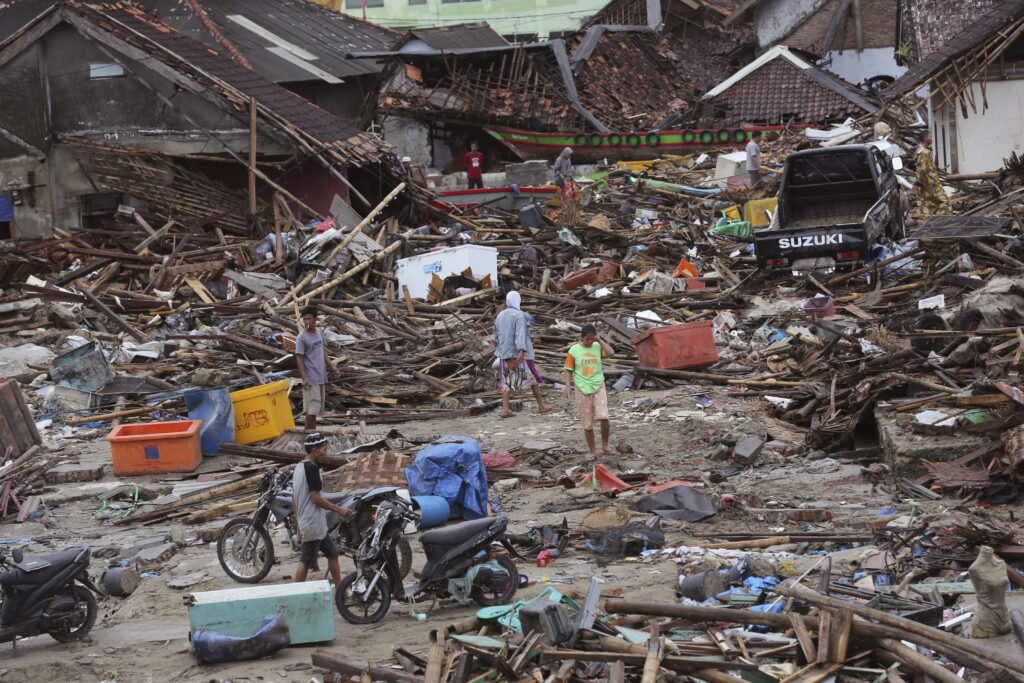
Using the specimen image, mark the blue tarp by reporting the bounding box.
[0,195,12,223]
[404,435,488,520]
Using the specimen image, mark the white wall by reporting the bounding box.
[946,80,1024,174]
[826,47,907,86]
[382,115,433,169]
[752,0,827,48]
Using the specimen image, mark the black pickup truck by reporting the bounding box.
[754,144,904,275]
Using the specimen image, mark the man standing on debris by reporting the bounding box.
[564,324,614,460]
[914,132,952,220]
[296,306,341,430]
[293,432,352,586]
[465,141,484,189]
[495,290,551,418]
[746,134,762,188]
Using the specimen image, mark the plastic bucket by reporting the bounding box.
[184,387,235,455]
[411,495,451,529]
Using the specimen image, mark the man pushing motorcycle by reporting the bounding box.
[294,433,352,586]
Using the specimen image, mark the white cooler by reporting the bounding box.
[395,244,498,300]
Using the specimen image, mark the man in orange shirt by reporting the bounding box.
[563,324,614,460]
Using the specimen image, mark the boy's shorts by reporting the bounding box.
[303,384,326,417]
[299,535,339,567]
[575,385,609,431]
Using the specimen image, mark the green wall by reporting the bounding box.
[313,0,609,39]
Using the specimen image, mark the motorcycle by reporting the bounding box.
[335,497,518,624]
[0,544,103,644]
[216,467,412,583]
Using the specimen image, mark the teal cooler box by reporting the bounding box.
[185,580,335,646]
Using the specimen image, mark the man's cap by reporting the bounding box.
[304,432,328,449]
[401,156,412,163]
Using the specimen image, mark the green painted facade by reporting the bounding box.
[311,0,608,39]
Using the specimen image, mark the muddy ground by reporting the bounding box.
[0,384,961,681]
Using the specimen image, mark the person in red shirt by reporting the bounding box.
[465,141,484,189]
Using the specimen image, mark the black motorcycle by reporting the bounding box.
[0,544,103,644]
[335,498,518,624]
[216,467,412,583]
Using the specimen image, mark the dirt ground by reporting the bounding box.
[0,384,926,682]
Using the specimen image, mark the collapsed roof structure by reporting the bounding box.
[0,0,394,237]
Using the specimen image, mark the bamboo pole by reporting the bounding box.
[298,230,413,304]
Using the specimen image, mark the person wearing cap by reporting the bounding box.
[400,156,425,186]
[294,432,352,585]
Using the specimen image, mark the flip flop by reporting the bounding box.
[601,449,616,456]
[585,454,598,462]
[538,406,553,414]
[500,412,515,419]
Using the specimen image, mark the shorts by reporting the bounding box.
[748,170,762,188]
[303,384,326,417]
[575,385,609,431]
[299,535,339,567]
[468,177,484,189]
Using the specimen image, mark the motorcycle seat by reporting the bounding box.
[322,491,357,506]
[419,517,497,546]
[0,545,88,586]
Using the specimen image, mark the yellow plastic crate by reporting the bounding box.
[743,197,779,226]
[230,380,295,445]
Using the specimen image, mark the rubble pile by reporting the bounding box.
[3,114,1024,680]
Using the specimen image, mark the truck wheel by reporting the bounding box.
[953,308,985,332]
[911,313,947,352]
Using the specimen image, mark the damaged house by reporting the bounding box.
[354,0,755,165]
[695,44,878,129]
[883,0,1024,174]
[0,0,390,239]
[724,0,906,87]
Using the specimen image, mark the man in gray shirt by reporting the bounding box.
[296,306,340,430]
[746,137,762,188]
[293,432,351,584]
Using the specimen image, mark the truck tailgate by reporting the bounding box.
[754,224,868,268]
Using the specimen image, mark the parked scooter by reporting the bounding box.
[216,466,412,583]
[0,544,104,644]
[336,497,518,624]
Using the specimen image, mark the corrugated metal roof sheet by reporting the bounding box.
[405,23,508,51]
[146,0,400,82]
[66,1,387,165]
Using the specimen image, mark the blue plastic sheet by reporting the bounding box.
[404,435,488,520]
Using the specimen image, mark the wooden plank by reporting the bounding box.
[0,382,35,453]
[642,621,664,683]
[789,612,818,663]
[816,610,831,664]
[827,607,853,663]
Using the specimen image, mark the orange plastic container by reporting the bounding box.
[631,321,718,370]
[106,420,203,475]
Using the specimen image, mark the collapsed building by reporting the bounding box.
[0,0,392,239]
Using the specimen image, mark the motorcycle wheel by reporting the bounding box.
[218,517,275,583]
[336,570,392,624]
[48,584,97,642]
[471,554,519,607]
[396,537,413,580]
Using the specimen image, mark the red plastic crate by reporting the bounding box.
[631,321,718,370]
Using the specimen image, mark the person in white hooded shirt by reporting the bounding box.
[493,290,550,418]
